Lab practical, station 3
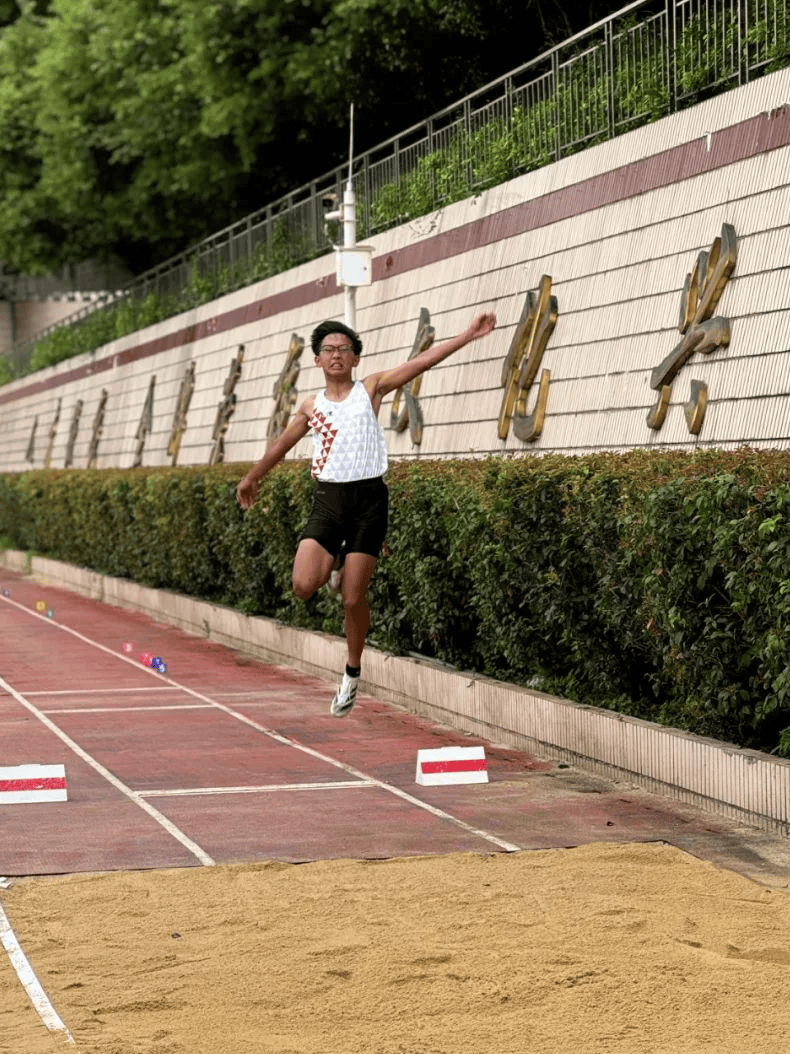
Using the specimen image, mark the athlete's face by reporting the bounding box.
[317,337,360,374]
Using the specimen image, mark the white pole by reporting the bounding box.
[343,104,356,330]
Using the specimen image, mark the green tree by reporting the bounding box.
[0,4,60,274]
[0,0,658,276]
[31,0,236,271]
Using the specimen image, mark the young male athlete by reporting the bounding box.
[236,310,496,716]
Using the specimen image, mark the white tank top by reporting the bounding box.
[308,380,388,481]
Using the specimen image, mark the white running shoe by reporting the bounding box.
[330,672,359,717]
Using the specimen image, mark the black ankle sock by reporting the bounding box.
[346,664,361,678]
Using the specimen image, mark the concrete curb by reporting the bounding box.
[2,549,789,838]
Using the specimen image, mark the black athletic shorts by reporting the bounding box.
[298,477,389,559]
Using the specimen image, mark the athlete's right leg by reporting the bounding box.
[292,538,336,600]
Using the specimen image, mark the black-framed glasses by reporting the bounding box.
[319,343,356,355]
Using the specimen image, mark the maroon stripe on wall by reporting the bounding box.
[2,105,788,409]
[0,274,341,406]
[372,106,790,280]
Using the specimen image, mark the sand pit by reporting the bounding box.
[2,841,790,1054]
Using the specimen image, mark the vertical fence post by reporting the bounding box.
[308,181,318,260]
[504,73,515,182]
[393,137,401,222]
[426,118,435,208]
[739,0,747,83]
[668,0,678,112]
[362,152,371,239]
[552,49,561,160]
[265,204,273,271]
[606,19,616,139]
[463,97,472,190]
[228,226,235,292]
[246,214,253,278]
[287,192,295,268]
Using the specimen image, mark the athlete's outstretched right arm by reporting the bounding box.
[236,401,312,509]
[364,312,496,410]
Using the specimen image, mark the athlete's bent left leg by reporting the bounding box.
[292,538,335,600]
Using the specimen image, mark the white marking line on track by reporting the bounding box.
[3,594,522,854]
[0,674,215,868]
[141,781,377,797]
[0,899,75,1044]
[25,687,184,696]
[210,691,293,697]
[42,705,214,714]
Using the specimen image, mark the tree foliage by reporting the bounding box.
[0,0,616,275]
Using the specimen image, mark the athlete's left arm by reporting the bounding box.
[364,312,496,407]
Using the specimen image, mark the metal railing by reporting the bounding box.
[6,0,787,378]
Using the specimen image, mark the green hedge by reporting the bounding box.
[3,449,790,755]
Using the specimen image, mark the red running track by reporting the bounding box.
[0,569,784,880]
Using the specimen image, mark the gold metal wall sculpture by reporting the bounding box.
[209,345,245,465]
[267,334,304,444]
[167,362,196,465]
[647,223,737,434]
[25,416,38,463]
[498,275,558,442]
[64,400,83,468]
[132,376,156,468]
[390,307,435,445]
[87,389,109,468]
[44,399,61,468]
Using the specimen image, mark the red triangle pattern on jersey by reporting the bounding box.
[310,410,338,478]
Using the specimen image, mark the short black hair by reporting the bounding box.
[310,320,363,357]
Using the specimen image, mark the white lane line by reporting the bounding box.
[0,899,75,1045]
[155,698,521,852]
[4,596,521,854]
[141,781,377,797]
[25,687,183,696]
[0,675,215,867]
[209,691,296,698]
[41,705,214,715]
[154,689,522,853]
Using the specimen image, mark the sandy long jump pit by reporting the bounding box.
[2,840,790,1054]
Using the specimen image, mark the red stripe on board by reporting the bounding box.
[420,760,487,774]
[0,777,67,792]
